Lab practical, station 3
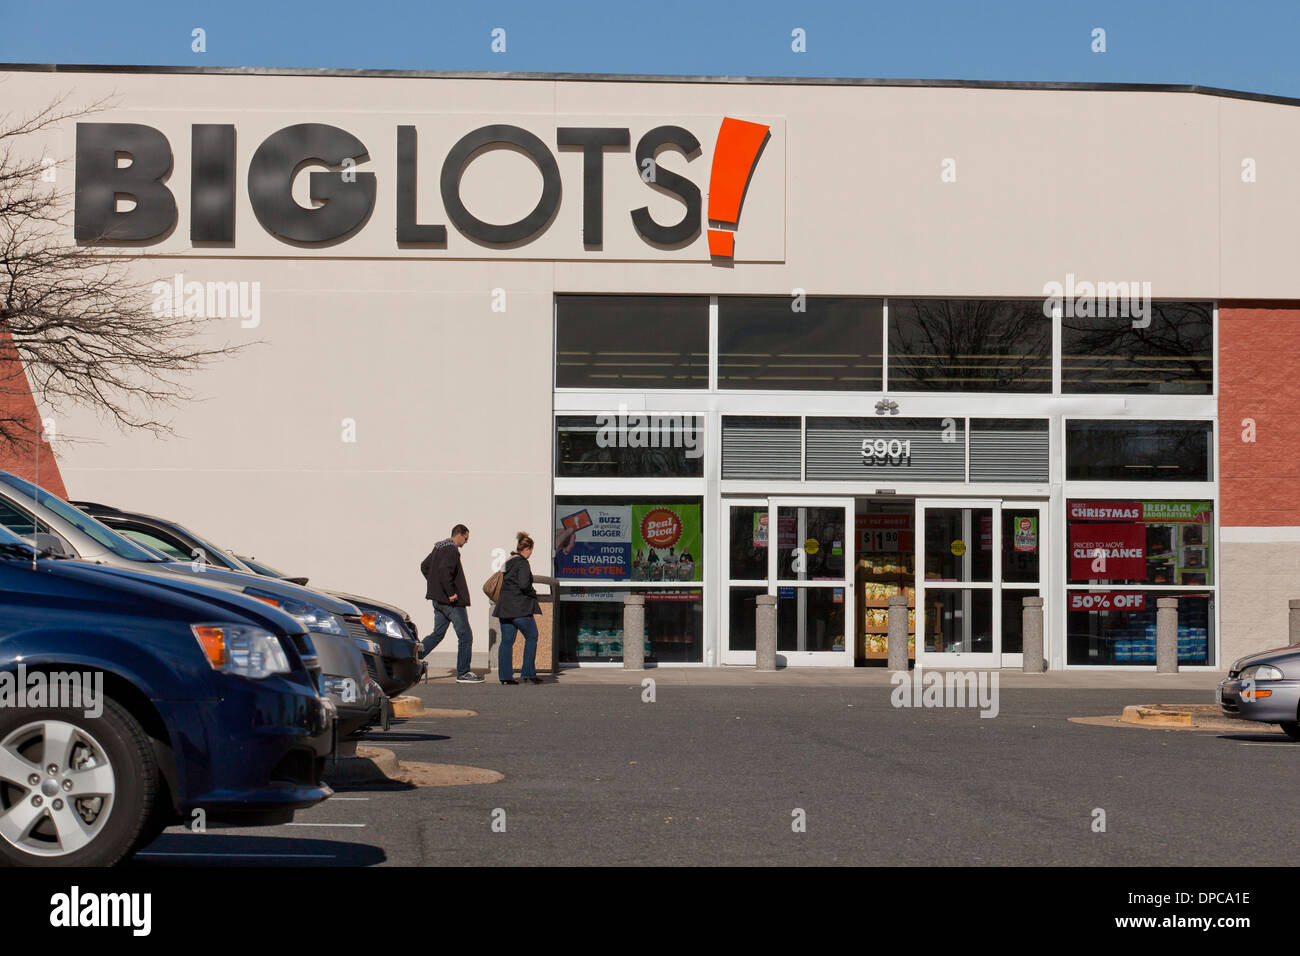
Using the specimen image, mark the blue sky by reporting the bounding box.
[1,0,1297,99]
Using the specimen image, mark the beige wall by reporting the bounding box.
[1219,541,1300,663]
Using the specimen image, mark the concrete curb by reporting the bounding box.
[323,746,401,783]
[1121,705,1192,727]
[390,695,426,718]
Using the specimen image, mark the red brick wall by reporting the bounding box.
[1218,303,1300,527]
[0,330,67,498]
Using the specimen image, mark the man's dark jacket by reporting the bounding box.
[421,538,470,606]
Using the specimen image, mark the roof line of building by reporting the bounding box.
[3,62,1300,108]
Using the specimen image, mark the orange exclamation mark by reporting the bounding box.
[707,117,771,259]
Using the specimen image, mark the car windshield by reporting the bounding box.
[170,523,254,573]
[0,474,165,563]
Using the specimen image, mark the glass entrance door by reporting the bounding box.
[916,499,999,667]
[915,498,1048,668]
[771,498,854,666]
[722,497,854,666]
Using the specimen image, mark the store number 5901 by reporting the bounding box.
[861,438,911,462]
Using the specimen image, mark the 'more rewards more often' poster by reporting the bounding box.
[555,504,702,581]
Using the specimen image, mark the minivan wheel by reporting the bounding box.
[1280,721,1300,741]
[0,700,157,866]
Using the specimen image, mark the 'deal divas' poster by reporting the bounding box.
[554,504,702,582]
[630,505,702,582]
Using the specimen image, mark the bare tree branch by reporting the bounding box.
[0,90,249,450]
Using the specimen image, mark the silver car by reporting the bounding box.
[1218,645,1300,739]
[0,472,383,737]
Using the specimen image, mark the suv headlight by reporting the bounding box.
[362,609,408,640]
[192,624,291,679]
[1242,663,1285,681]
[245,587,346,636]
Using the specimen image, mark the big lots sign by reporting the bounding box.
[73,116,775,258]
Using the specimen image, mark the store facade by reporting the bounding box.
[553,295,1217,669]
[2,65,1296,670]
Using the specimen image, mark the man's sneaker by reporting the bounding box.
[456,671,485,683]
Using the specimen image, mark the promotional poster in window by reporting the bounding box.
[1068,500,1212,585]
[555,504,702,582]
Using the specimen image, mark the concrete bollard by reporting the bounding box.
[1290,600,1300,646]
[887,595,910,671]
[1156,597,1179,673]
[622,594,645,671]
[756,594,778,671]
[1022,596,1045,673]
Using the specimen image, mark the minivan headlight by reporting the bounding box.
[192,624,291,679]
[245,587,346,636]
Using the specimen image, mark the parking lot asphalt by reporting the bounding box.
[133,676,1298,866]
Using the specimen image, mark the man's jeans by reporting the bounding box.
[424,602,474,676]
[498,615,539,682]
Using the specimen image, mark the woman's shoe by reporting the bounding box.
[500,679,519,685]
[524,677,543,684]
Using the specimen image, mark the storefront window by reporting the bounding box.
[555,415,704,477]
[554,496,704,663]
[717,296,883,390]
[1067,500,1213,586]
[1066,592,1213,665]
[555,295,709,389]
[1066,420,1213,481]
[556,588,703,663]
[728,505,768,580]
[1061,302,1212,394]
[888,298,1051,393]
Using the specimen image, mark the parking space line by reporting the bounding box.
[137,852,337,859]
[1235,741,1298,747]
[286,822,367,828]
[328,796,370,801]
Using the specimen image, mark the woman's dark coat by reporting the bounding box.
[492,553,541,619]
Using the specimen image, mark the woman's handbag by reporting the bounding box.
[483,569,505,603]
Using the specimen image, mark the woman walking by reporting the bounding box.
[494,531,543,685]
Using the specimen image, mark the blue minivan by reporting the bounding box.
[0,523,334,866]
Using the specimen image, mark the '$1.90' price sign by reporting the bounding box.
[1069,592,1146,611]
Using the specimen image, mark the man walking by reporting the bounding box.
[420,524,483,683]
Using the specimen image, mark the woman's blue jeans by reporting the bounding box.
[499,616,539,681]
